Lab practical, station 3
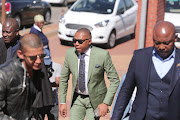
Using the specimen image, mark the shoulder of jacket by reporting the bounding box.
[92,46,108,54]
[134,47,153,54]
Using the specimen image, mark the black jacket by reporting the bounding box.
[0,36,20,65]
[0,57,54,120]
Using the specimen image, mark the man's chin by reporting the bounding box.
[33,66,42,70]
[4,40,10,43]
[76,48,85,53]
[158,53,168,59]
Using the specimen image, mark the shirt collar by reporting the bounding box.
[153,47,176,61]
[33,24,42,32]
[78,46,91,57]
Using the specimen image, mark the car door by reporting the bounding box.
[123,0,137,34]
[114,0,129,38]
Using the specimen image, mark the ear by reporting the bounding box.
[16,29,19,36]
[88,38,92,45]
[17,50,24,60]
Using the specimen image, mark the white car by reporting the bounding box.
[164,0,180,48]
[165,0,180,38]
[42,0,68,6]
[58,0,138,48]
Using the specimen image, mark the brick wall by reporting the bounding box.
[135,0,166,49]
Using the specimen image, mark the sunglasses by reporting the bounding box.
[72,38,90,44]
[23,53,46,61]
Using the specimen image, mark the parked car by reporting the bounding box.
[164,0,180,48]
[58,0,138,48]
[42,0,68,6]
[165,0,180,39]
[0,0,51,27]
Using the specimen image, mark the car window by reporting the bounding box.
[117,0,126,15]
[166,0,180,13]
[71,0,116,14]
[124,0,134,10]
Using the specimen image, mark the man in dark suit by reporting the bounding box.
[111,21,180,120]
[0,18,20,65]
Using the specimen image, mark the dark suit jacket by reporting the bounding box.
[0,36,20,65]
[111,47,180,120]
[30,26,49,49]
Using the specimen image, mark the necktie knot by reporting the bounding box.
[79,53,85,59]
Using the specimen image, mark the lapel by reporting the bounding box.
[145,47,153,91]
[88,46,96,82]
[169,48,180,95]
[73,49,79,83]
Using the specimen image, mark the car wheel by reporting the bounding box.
[106,31,116,48]
[14,15,21,27]
[130,25,136,39]
[62,0,68,6]
[44,10,51,24]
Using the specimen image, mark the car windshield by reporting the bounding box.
[165,0,180,13]
[71,0,116,14]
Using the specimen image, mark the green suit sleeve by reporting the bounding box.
[103,51,120,105]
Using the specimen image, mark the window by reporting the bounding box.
[117,0,126,15]
[124,0,134,10]
[166,0,180,13]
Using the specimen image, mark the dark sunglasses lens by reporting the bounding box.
[73,38,76,43]
[78,41,83,44]
[40,54,46,58]
[73,38,84,44]
[29,56,37,61]
[29,54,46,60]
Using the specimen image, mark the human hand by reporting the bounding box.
[60,104,67,118]
[97,103,108,117]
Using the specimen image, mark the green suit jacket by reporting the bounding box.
[59,46,120,109]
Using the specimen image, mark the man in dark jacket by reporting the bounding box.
[0,33,54,120]
[111,21,180,120]
[30,14,49,50]
[0,18,20,65]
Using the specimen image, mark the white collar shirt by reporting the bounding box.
[33,24,42,32]
[76,46,91,95]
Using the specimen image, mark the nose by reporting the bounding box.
[35,56,43,64]
[159,44,165,51]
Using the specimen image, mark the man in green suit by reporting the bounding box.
[59,28,120,120]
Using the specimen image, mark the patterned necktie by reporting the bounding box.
[78,53,86,92]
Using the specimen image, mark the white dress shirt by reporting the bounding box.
[152,47,175,79]
[76,47,91,95]
[33,24,42,32]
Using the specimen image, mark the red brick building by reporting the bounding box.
[135,0,166,49]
